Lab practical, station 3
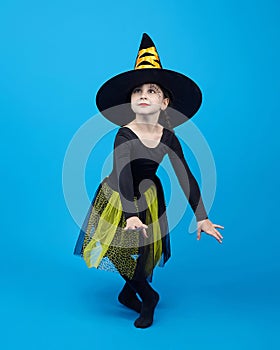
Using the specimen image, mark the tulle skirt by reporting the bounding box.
[73,176,171,282]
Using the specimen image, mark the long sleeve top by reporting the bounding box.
[106,126,208,222]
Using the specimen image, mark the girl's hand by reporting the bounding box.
[124,216,149,238]
[196,218,224,244]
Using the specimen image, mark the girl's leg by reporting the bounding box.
[121,274,159,328]
[118,281,142,313]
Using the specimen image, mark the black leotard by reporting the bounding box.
[106,126,208,222]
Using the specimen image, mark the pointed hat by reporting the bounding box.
[96,33,202,128]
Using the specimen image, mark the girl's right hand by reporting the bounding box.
[124,216,148,238]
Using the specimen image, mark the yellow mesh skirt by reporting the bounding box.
[73,177,171,281]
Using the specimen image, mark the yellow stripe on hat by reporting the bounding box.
[135,47,161,69]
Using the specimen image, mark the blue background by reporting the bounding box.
[1,0,279,349]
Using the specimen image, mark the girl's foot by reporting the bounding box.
[134,290,159,328]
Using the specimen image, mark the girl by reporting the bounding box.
[73,33,224,329]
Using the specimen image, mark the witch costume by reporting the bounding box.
[73,33,208,284]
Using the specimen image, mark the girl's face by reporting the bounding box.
[130,83,169,116]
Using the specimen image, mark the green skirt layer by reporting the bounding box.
[74,177,170,281]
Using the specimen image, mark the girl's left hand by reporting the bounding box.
[196,218,224,244]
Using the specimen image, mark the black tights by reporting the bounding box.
[119,274,159,328]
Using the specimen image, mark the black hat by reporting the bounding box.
[96,33,202,128]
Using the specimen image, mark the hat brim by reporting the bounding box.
[96,68,202,128]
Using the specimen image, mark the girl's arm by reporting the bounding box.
[114,131,148,236]
[167,132,224,243]
[167,132,208,222]
[114,132,138,221]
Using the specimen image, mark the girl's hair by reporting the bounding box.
[158,110,174,131]
[158,85,174,132]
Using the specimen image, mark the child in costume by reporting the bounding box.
[73,33,224,329]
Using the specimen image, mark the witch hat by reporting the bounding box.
[96,33,202,128]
